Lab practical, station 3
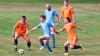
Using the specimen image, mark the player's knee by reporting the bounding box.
[64,43,68,46]
[14,37,18,40]
[70,45,75,49]
[38,37,42,41]
[27,41,31,43]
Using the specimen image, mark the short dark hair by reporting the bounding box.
[40,15,46,20]
[64,0,68,2]
[66,17,70,23]
[22,16,26,20]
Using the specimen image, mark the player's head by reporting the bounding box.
[40,15,46,22]
[21,16,27,23]
[64,0,68,7]
[64,17,71,24]
[46,4,51,11]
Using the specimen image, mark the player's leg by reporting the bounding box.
[38,36,45,50]
[39,35,53,53]
[45,37,53,53]
[51,27,56,48]
[70,36,82,49]
[13,33,19,51]
[64,41,69,55]
[70,44,82,49]
[24,34,31,50]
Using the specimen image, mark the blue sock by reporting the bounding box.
[51,34,56,48]
[46,43,52,52]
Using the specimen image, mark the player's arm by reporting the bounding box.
[26,23,30,34]
[12,24,17,37]
[58,27,65,32]
[28,24,41,33]
[59,8,64,23]
[76,26,85,32]
[53,10,60,26]
[55,15,59,27]
[55,13,59,23]
[73,12,76,24]
[51,24,59,35]
[72,8,76,24]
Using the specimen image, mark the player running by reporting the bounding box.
[59,0,76,24]
[13,16,31,51]
[59,17,84,56]
[44,4,59,48]
[28,15,59,53]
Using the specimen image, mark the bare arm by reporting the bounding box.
[51,24,59,35]
[58,27,65,32]
[55,15,60,27]
[76,26,85,32]
[28,26,40,33]
[13,26,16,37]
[59,8,63,23]
[73,12,77,24]
[59,14,63,23]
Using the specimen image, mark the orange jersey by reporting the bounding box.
[14,20,29,34]
[63,23,78,45]
[61,5,74,21]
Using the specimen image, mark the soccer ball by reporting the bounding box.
[18,49,24,54]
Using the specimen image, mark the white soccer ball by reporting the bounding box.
[18,49,24,54]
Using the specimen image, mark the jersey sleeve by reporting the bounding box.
[53,9,58,16]
[71,23,76,28]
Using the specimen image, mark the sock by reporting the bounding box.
[46,43,52,52]
[74,45,81,49]
[64,45,68,53]
[27,41,31,49]
[51,34,56,48]
[14,39,18,47]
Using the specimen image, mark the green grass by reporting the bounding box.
[0,0,100,4]
[0,3,100,56]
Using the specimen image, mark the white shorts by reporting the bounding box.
[44,34,50,38]
[50,27,54,34]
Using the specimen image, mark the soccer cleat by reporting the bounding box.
[40,46,45,50]
[49,52,54,56]
[14,46,17,51]
[64,53,69,56]
[27,48,31,50]
[49,52,54,55]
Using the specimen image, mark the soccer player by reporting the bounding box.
[59,0,76,24]
[28,15,59,53]
[59,17,84,56]
[44,4,59,48]
[13,16,31,51]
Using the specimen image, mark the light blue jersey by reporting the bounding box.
[44,9,58,23]
[38,21,53,36]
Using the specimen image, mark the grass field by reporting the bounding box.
[0,0,100,4]
[0,0,100,56]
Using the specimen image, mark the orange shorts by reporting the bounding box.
[15,32,27,37]
[66,36,78,45]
